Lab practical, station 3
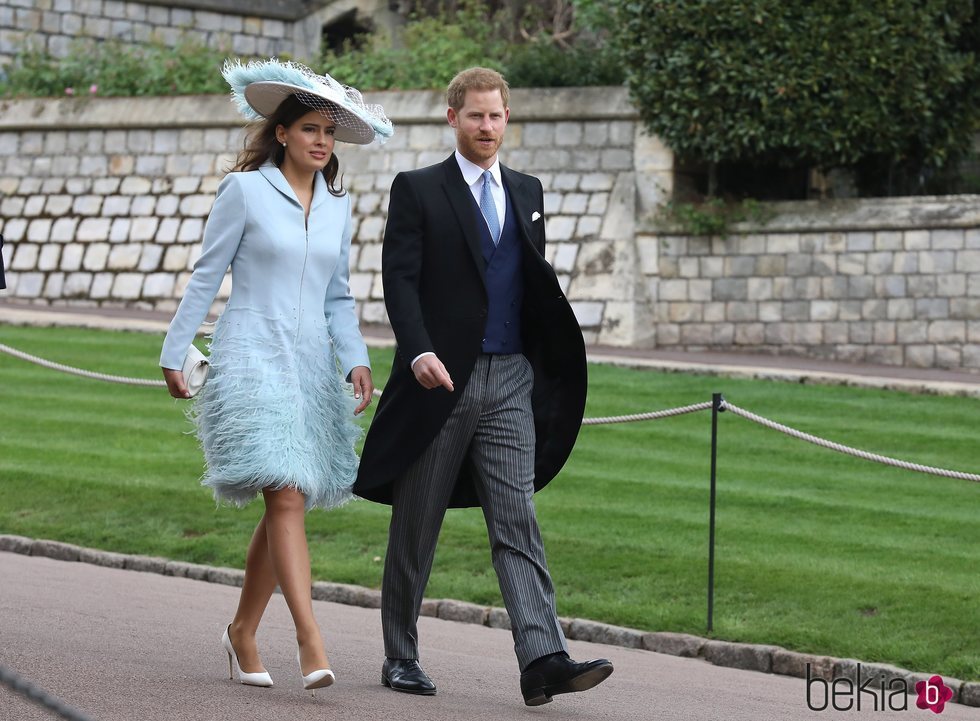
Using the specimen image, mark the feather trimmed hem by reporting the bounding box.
[187,318,362,512]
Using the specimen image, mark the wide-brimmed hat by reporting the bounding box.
[222,58,393,145]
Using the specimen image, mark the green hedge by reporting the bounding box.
[0,39,232,98]
[610,0,980,186]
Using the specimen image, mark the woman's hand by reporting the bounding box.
[350,366,374,415]
[162,368,191,399]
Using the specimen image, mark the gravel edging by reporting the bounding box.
[3,534,976,707]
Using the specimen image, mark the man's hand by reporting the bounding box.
[350,365,374,415]
[412,354,454,392]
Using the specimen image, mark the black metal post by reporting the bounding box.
[707,392,724,633]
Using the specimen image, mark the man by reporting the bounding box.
[354,67,613,706]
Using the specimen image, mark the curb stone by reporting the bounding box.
[642,631,704,658]
[703,640,779,673]
[961,683,980,707]
[771,649,835,680]
[2,534,976,708]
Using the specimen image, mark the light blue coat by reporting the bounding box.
[160,164,369,377]
[160,164,369,510]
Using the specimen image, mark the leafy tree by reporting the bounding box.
[609,0,980,196]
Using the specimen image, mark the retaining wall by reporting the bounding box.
[1,89,977,372]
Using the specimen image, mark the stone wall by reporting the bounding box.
[2,89,978,372]
[0,88,664,348]
[641,200,980,370]
[0,0,387,67]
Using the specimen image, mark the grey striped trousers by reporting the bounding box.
[381,353,568,670]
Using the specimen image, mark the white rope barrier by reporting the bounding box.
[3,343,978,482]
[721,401,980,483]
[581,402,712,425]
[0,343,166,387]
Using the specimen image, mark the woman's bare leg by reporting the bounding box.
[261,486,330,674]
[228,515,277,673]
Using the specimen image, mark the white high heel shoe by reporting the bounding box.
[222,625,273,687]
[298,649,335,692]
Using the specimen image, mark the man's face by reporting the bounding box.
[448,88,510,170]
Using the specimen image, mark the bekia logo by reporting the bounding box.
[915,675,954,715]
[806,664,954,714]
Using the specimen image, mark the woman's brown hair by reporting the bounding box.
[232,94,345,197]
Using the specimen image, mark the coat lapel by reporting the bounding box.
[440,156,487,287]
[500,165,540,256]
[258,164,302,207]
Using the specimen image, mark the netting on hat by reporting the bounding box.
[293,91,374,143]
[223,58,394,145]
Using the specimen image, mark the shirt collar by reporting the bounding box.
[455,150,501,188]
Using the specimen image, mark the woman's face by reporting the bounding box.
[276,110,336,175]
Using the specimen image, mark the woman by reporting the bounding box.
[160,59,393,692]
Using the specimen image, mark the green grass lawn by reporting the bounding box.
[1,324,977,680]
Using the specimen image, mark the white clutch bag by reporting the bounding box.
[181,345,210,398]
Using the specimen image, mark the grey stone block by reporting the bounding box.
[310,582,382,608]
[420,599,440,617]
[487,607,511,630]
[206,566,245,587]
[831,659,907,686]
[771,649,834,679]
[30,539,81,562]
[124,556,169,574]
[702,641,778,673]
[960,682,980,707]
[437,600,488,625]
[641,632,705,658]
[78,548,128,568]
[182,563,213,582]
[567,620,642,648]
[162,561,193,577]
[566,619,603,642]
[0,535,34,555]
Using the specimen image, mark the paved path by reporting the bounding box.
[2,553,978,721]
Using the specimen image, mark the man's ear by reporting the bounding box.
[447,107,458,128]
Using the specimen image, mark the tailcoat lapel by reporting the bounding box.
[440,156,487,287]
[500,166,531,245]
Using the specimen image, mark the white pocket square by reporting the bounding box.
[531,211,542,222]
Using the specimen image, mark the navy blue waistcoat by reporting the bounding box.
[472,185,523,354]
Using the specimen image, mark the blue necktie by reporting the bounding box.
[479,170,500,245]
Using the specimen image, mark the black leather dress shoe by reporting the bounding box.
[520,653,614,706]
[381,658,437,695]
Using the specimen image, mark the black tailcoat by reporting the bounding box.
[354,155,587,507]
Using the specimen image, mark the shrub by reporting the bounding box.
[0,38,233,98]
[320,8,505,91]
[609,0,980,194]
[321,0,622,90]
